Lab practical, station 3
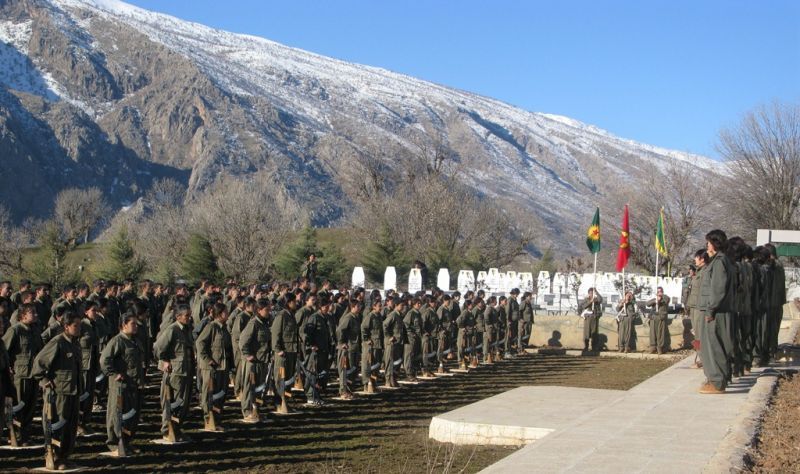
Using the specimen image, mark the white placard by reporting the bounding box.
[487,268,500,292]
[519,272,534,292]
[437,268,450,292]
[476,271,488,290]
[351,267,365,288]
[408,268,422,293]
[458,270,475,293]
[384,266,397,292]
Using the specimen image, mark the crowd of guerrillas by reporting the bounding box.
[0,230,792,471]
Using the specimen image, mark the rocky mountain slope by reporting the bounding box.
[0,0,716,253]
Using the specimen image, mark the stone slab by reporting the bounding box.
[429,386,623,446]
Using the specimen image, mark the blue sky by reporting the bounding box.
[126,0,799,158]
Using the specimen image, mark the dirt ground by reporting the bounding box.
[3,354,673,473]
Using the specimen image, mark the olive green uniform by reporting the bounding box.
[32,333,82,466]
[420,306,438,374]
[229,310,251,398]
[3,322,43,442]
[403,308,423,377]
[78,318,100,430]
[271,309,298,410]
[239,315,271,417]
[382,310,403,386]
[616,300,638,352]
[196,320,233,427]
[336,312,360,395]
[646,296,671,353]
[578,295,604,352]
[361,310,383,389]
[700,253,735,390]
[521,299,534,349]
[456,307,476,364]
[153,321,194,438]
[100,332,144,451]
[303,311,331,402]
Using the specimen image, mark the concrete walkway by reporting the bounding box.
[477,321,800,473]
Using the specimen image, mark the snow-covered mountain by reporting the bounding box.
[0,0,717,253]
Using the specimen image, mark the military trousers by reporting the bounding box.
[273,352,297,408]
[106,380,141,450]
[583,315,600,351]
[383,341,399,385]
[199,368,227,426]
[701,314,731,390]
[361,344,381,389]
[13,376,36,442]
[241,359,268,416]
[403,337,420,377]
[160,372,192,437]
[43,389,79,463]
[649,316,670,352]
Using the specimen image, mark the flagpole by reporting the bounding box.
[655,249,659,313]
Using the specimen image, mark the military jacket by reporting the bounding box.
[361,310,384,348]
[153,322,195,376]
[79,318,100,372]
[240,316,271,363]
[100,332,145,387]
[699,253,735,314]
[337,312,360,347]
[508,298,521,322]
[383,310,404,343]
[271,309,299,354]
[3,322,43,378]
[196,320,233,371]
[304,311,332,354]
[403,309,423,339]
[31,333,82,396]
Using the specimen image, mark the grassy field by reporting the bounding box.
[3,354,673,473]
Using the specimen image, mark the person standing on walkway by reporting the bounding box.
[699,229,735,394]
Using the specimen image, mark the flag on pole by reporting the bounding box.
[655,208,668,257]
[615,205,630,272]
[586,207,601,254]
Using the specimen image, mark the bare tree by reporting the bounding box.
[192,173,306,280]
[54,187,111,244]
[145,178,187,210]
[622,161,711,274]
[717,102,800,235]
[0,205,28,277]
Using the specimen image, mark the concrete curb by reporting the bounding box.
[703,320,800,474]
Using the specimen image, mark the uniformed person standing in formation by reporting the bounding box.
[699,230,735,394]
[196,303,233,431]
[154,305,194,442]
[303,297,332,405]
[646,287,671,354]
[239,299,272,422]
[403,298,423,379]
[100,312,144,455]
[78,301,101,436]
[272,294,299,414]
[578,288,603,353]
[335,300,361,399]
[520,291,534,353]
[361,298,383,393]
[32,311,82,471]
[3,303,42,445]
[382,297,404,388]
[686,249,709,368]
[616,291,638,353]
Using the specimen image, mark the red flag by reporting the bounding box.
[615,205,631,272]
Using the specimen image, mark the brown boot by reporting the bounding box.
[698,383,725,394]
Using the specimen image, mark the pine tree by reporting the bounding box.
[180,233,219,282]
[29,221,78,290]
[100,224,146,281]
[317,243,348,285]
[273,225,318,279]
[362,225,408,286]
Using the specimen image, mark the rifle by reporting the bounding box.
[339,347,350,389]
[4,396,19,447]
[255,356,274,406]
[116,380,128,456]
[43,387,65,470]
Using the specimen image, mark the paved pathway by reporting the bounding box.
[476,321,800,473]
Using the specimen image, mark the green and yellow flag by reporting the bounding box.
[655,208,668,257]
[586,207,601,254]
